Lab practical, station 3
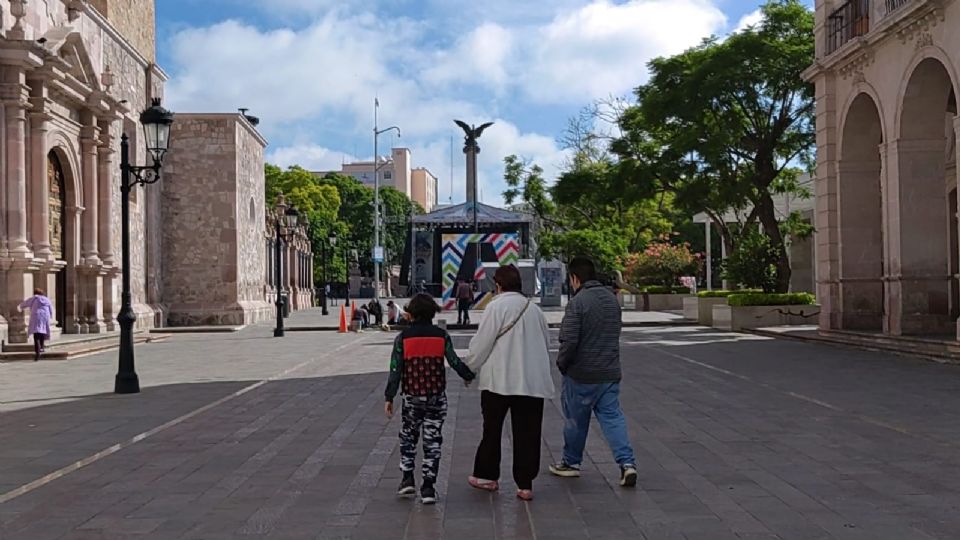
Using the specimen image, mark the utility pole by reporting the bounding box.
[373,98,400,303]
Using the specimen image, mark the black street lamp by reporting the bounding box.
[115,98,174,395]
[321,230,337,316]
[274,198,300,337]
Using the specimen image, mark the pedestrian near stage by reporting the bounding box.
[18,288,53,361]
[550,256,638,488]
[465,265,554,501]
[456,278,474,325]
[384,293,475,505]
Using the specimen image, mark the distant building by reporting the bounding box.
[411,168,438,212]
[316,148,438,212]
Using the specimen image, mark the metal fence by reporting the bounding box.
[827,0,871,54]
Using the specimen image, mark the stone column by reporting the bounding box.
[5,96,30,257]
[97,120,117,330]
[80,121,105,333]
[888,137,953,335]
[28,86,51,259]
[2,81,34,343]
[80,122,100,265]
[97,121,115,267]
[814,73,841,331]
[955,117,960,340]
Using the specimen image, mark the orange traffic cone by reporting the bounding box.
[338,305,348,333]
[350,301,356,323]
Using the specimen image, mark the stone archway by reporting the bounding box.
[839,93,884,331]
[894,58,958,335]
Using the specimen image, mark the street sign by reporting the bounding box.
[373,246,384,263]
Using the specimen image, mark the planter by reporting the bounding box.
[712,304,821,332]
[642,294,693,312]
[685,297,728,325]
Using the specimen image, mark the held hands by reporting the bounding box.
[385,400,394,419]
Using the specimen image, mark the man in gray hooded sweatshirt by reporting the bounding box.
[549,257,637,487]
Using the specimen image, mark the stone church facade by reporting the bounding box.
[0,1,308,344]
[805,0,960,338]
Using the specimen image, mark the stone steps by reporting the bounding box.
[0,333,168,362]
[751,326,960,363]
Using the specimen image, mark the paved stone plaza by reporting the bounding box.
[3,321,960,539]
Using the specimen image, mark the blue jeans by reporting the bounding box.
[561,377,636,467]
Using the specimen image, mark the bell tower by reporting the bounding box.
[87,0,157,62]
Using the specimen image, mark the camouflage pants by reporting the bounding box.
[399,393,448,482]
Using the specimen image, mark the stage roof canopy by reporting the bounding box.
[412,202,532,227]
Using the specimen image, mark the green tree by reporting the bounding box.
[265,164,343,285]
[614,0,815,292]
[317,173,421,276]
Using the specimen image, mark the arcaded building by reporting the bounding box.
[0,1,304,344]
[806,0,960,338]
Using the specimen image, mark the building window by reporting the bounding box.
[383,171,392,180]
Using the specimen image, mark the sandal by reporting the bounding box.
[468,476,499,492]
[516,489,533,501]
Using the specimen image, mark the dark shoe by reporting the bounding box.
[620,465,638,487]
[420,481,437,505]
[549,461,581,478]
[398,472,416,496]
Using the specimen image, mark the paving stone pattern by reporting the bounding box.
[3,325,960,538]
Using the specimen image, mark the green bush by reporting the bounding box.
[727,293,816,307]
[639,285,691,294]
[721,229,780,292]
[696,289,761,298]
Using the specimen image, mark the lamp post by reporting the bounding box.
[273,198,300,338]
[115,98,174,395]
[373,99,400,305]
[321,231,337,315]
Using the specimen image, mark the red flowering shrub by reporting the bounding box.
[623,236,701,288]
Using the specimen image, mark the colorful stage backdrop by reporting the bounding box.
[441,233,520,310]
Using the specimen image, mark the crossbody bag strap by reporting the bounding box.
[494,298,531,342]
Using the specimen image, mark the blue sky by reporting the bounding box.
[156,0,770,206]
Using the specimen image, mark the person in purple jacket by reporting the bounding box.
[18,288,53,361]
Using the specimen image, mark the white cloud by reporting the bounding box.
[164,0,732,205]
[521,0,727,103]
[422,23,514,91]
[268,144,355,172]
[734,9,764,33]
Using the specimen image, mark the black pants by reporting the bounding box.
[33,333,45,359]
[473,390,544,490]
[458,299,471,324]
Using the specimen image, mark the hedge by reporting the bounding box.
[726,293,816,307]
[638,286,691,294]
[696,289,761,298]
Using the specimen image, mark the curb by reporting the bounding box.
[284,320,697,333]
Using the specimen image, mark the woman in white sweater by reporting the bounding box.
[465,265,555,501]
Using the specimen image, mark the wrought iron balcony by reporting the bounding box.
[884,0,911,15]
[827,0,871,54]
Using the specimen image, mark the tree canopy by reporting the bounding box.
[612,0,815,292]
[265,166,422,284]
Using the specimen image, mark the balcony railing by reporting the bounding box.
[827,0,870,54]
[884,0,911,15]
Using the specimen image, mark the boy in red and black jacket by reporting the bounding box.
[385,293,474,504]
